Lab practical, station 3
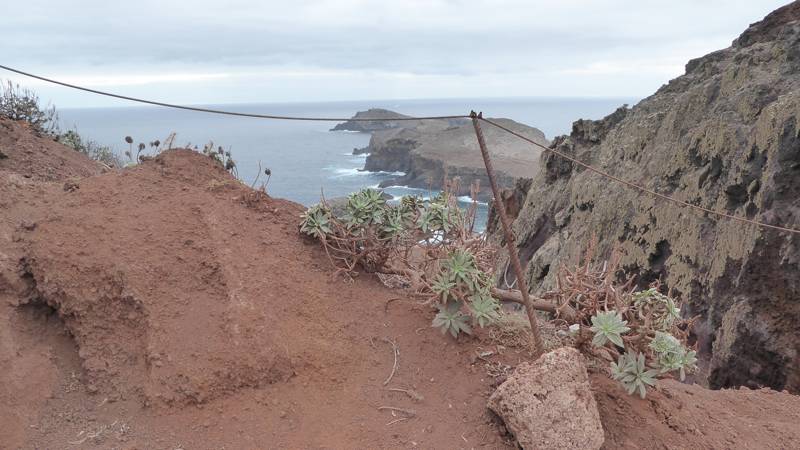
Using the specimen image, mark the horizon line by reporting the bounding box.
[56,94,641,111]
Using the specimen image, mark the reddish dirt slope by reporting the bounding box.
[2,147,510,449]
[1,121,799,449]
[593,374,800,449]
[0,118,104,181]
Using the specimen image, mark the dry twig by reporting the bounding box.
[382,338,399,386]
[377,406,417,417]
[386,387,424,402]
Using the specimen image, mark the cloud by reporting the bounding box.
[15,72,234,87]
[0,0,790,106]
[559,61,685,77]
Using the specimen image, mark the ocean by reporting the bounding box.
[57,97,636,231]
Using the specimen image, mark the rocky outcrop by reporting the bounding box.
[332,109,547,200]
[490,2,800,392]
[331,108,466,133]
[488,347,604,449]
[361,127,419,172]
[362,118,547,200]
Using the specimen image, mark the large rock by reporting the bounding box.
[488,347,604,449]
[489,2,800,392]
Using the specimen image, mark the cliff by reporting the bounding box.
[352,115,548,200]
[489,1,800,392]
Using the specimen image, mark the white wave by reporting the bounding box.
[325,167,405,178]
[370,171,406,177]
[382,185,430,193]
[327,167,368,177]
[457,195,488,205]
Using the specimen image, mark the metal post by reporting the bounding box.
[471,111,544,356]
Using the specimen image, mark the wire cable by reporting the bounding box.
[0,64,469,122]
[2,63,797,236]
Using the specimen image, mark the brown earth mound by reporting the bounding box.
[1,141,511,448]
[0,117,105,181]
[593,375,800,449]
[1,119,799,449]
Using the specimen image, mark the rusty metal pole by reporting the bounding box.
[471,111,544,356]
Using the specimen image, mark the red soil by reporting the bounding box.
[1,117,798,449]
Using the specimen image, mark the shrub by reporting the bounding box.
[1,80,123,167]
[300,182,499,337]
[543,241,698,398]
[59,128,122,167]
[0,80,59,135]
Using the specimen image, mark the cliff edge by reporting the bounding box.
[490,1,800,392]
[336,110,548,200]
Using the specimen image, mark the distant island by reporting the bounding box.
[332,108,548,200]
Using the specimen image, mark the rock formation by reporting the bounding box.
[337,111,548,200]
[330,108,465,132]
[488,347,604,449]
[489,1,800,392]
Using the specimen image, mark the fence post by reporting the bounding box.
[470,111,544,356]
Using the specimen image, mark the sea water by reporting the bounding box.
[58,97,635,231]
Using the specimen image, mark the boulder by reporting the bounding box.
[488,347,604,449]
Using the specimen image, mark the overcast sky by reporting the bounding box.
[1,0,789,108]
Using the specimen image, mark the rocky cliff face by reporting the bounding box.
[361,117,548,200]
[491,2,800,392]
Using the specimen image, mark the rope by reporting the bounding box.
[2,63,797,236]
[478,116,800,236]
[0,65,469,122]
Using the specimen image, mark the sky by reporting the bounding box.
[1,0,790,108]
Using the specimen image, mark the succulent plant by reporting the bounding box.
[468,292,500,328]
[432,301,472,337]
[442,249,480,290]
[343,188,385,227]
[631,288,682,331]
[649,331,697,381]
[299,204,332,239]
[431,272,457,302]
[590,310,630,348]
[300,185,492,339]
[610,352,659,398]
